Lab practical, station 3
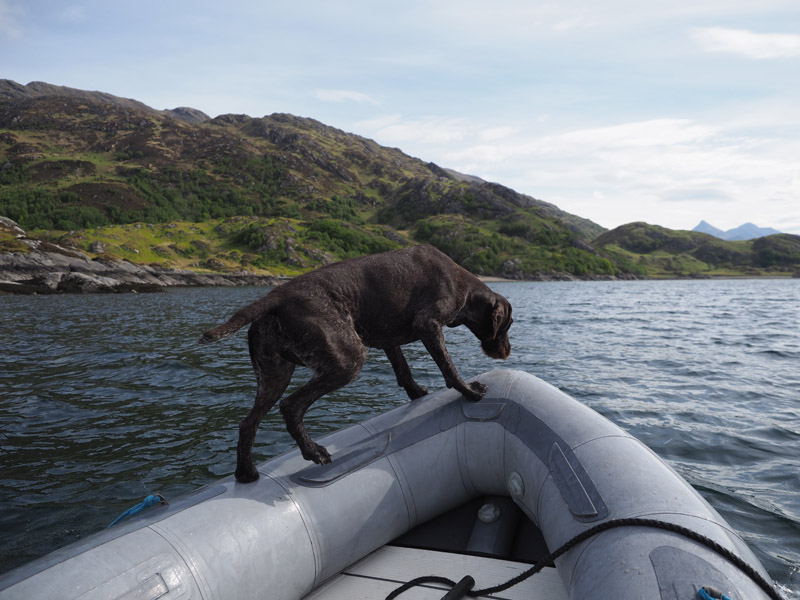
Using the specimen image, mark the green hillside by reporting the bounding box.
[1,80,798,279]
[594,222,800,278]
[0,82,616,279]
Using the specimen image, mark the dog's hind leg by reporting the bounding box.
[235,324,295,483]
[385,346,428,400]
[279,339,366,465]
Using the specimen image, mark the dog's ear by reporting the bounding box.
[490,298,511,338]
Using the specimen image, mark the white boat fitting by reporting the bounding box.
[0,369,782,600]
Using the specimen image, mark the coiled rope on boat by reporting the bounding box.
[385,517,784,600]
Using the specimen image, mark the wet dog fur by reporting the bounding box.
[199,244,513,483]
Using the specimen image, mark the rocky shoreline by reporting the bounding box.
[0,218,640,294]
[0,243,280,294]
[0,246,642,295]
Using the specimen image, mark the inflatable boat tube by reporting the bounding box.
[0,369,777,600]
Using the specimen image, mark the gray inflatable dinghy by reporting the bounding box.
[0,369,781,600]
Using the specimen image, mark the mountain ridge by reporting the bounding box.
[595,222,799,277]
[1,79,617,281]
[0,79,212,123]
[1,79,798,284]
[692,220,782,241]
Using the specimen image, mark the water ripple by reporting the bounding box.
[1,280,799,592]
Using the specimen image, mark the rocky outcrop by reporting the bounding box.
[0,244,280,294]
[0,216,25,236]
[0,215,281,294]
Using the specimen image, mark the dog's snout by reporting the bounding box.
[481,336,511,360]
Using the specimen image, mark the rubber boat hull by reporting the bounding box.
[0,369,776,600]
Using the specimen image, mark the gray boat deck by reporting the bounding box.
[305,545,569,599]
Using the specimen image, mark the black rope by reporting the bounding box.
[385,517,785,600]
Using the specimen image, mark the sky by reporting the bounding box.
[2,0,799,234]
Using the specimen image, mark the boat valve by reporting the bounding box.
[507,471,525,498]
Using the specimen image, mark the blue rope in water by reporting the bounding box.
[107,494,167,528]
[698,586,733,600]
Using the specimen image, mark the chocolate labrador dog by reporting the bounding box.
[200,244,513,483]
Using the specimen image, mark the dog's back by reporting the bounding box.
[200,244,475,346]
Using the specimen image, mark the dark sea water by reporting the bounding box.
[1,279,798,595]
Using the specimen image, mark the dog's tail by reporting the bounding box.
[198,295,276,344]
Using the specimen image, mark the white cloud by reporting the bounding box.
[314,89,379,105]
[417,0,800,45]
[479,126,517,141]
[446,119,719,166]
[536,119,718,151]
[692,27,800,59]
[427,112,800,232]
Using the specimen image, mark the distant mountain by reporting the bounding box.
[594,222,800,277]
[693,220,781,241]
[692,220,726,238]
[724,223,783,241]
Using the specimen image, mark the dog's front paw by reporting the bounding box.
[235,464,260,484]
[464,380,488,402]
[406,384,429,400]
[302,442,332,465]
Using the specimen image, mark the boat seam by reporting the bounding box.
[264,471,324,588]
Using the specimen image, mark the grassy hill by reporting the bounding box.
[0,81,618,279]
[594,222,800,278]
[1,80,798,279]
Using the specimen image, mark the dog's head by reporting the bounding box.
[480,295,513,360]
